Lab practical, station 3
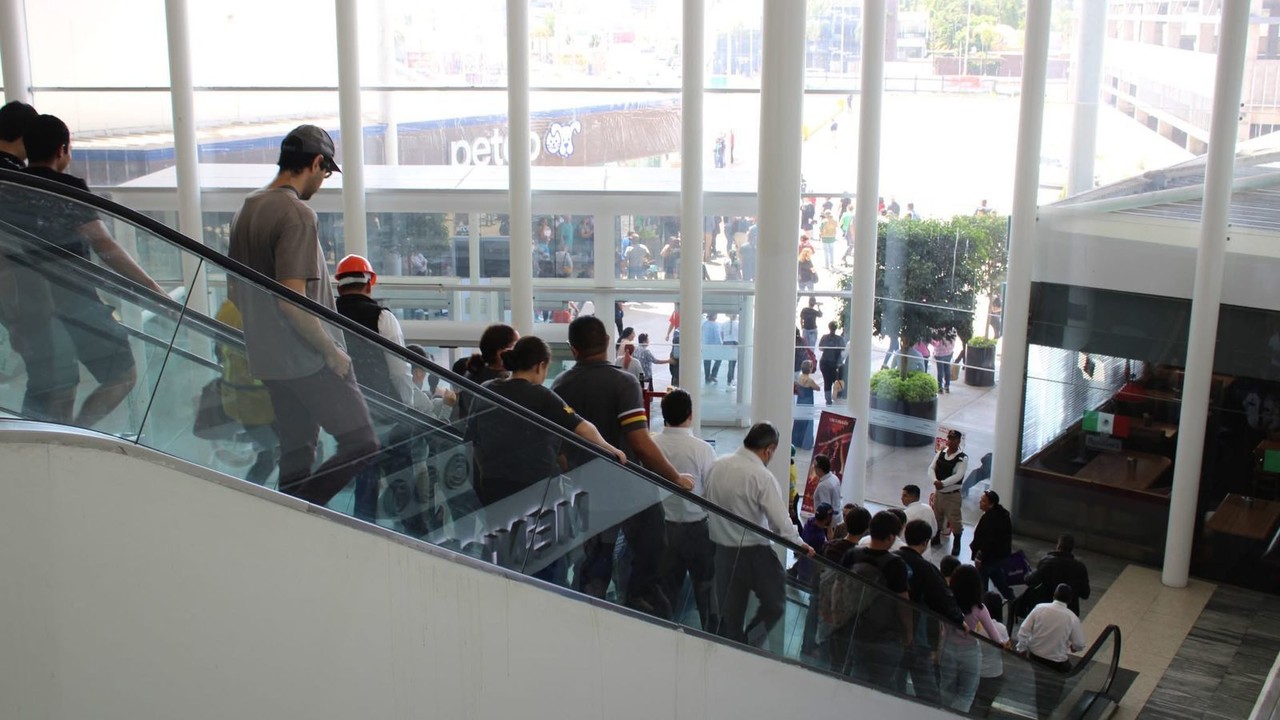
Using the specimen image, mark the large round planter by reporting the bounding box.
[869,394,938,447]
[965,345,996,387]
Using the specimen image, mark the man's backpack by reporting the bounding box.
[818,552,897,630]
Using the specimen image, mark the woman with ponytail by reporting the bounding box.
[455,323,518,420]
[467,336,627,504]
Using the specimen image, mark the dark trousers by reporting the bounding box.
[851,633,907,692]
[354,422,427,536]
[263,368,379,507]
[972,674,1005,717]
[661,518,717,630]
[577,504,671,620]
[820,361,840,404]
[1030,654,1071,719]
[901,640,941,703]
[715,544,785,646]
[724,341,738,384]
[980,558,1016,602]
[703,358,721,382]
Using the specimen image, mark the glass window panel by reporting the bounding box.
[357,0,507,88]
[358,89,509,167]
[707,0,762,90]
[27,0,168,88]
[527,0,682,89]
[30,91,175,188]
[189,1,337,87]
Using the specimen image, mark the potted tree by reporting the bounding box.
[838,214,1001,445]
[964,335,998,386]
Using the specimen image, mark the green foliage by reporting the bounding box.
[871,368,939,402]
[925,0,1025,52]
[837,212,1007,358]
[967,335,997,349]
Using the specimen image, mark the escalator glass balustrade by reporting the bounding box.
[0,169,1121,718]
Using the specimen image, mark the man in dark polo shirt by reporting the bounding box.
[552,315,692,619]
[229,124,378,507]
[18,114,163,428]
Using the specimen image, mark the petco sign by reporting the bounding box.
[449,121,581,166]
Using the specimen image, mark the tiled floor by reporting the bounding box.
[1137,584,1280,720]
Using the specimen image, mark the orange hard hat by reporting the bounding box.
[335,254,377,287]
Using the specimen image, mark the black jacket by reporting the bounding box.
[1025,550,1091,615]
[970,504,1013,562]
[896,547,964,631]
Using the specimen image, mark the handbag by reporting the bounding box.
[1001,549,1033,586]
[193,378,235,440]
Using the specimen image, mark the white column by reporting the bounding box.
[1163,0,1250,589]
[163,0,208,316]
[681,0,706,433]
[990,1,1051,505]
[1067,1,1106,197]
[0,0,30,104]
[335,0,368,258]
[738,296,754,420]
[468,215,482,284]
[594,213,617,360]
[841,0,885,507]
[753,0,806,489]
[506,0,534,335]
[378,0,399,166]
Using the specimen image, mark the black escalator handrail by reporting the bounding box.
[0,171,1122,690]
[1064,623,1121,685]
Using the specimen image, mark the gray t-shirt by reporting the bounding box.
[228,186,340,380]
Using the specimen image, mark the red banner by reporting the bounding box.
[801,411,857,515]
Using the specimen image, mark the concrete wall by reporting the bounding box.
[0,428,952,720]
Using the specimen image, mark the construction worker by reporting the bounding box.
[333,254,435,536]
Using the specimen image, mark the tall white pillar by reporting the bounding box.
[841,0,885,507]
[753,0,806,489]
[680,0,706,433]
[1163,0,1250,589]
[1067,1,1106,197]
[468,215,482,285]
[593,213,617,360]
[378,0,399,166]
[506,0,534,335]
[0,0,30,104]
[990,1,1051,505]
[163,0,208,315]
[335,0,368,258]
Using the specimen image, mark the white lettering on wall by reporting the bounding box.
[447,125,578,166]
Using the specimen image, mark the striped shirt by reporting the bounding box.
[551,360,649,460]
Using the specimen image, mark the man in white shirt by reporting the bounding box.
[652,389,719,630]
[901,483,938,540]
[705,422,814,646]
[1017,584,1086,717]
[811,454,841,511]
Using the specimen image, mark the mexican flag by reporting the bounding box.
[1083,410,1130,437]
[1265,449,1280,474]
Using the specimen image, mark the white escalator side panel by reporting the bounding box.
[0,429,956,720]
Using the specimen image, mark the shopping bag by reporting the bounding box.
[1001,550,1033,586]
[193,379,236,440]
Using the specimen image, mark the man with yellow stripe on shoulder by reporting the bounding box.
[553,315,694,620]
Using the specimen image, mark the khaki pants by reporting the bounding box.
[933,490,963,538]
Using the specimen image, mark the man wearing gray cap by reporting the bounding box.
[229,124,378,507]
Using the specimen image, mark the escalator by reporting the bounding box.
[0,168,1123,719]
